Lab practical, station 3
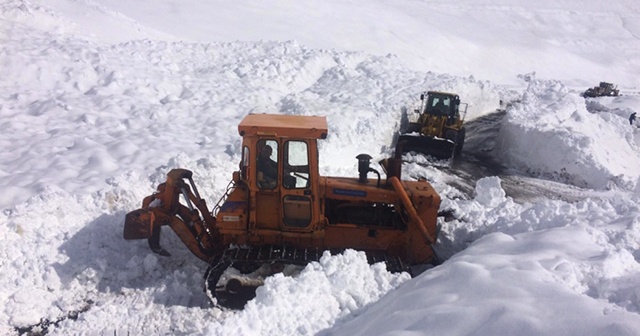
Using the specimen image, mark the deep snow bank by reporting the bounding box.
[0,165,410,335]
[203,250,409,336]
[495,75,640,190]
[325,176,640,336]
[0,21,505,211]
[3,170,640,335]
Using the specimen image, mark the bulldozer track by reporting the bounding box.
[208,245,412,277]
[204,245,412,309]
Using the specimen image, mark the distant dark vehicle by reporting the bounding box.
[582,82,620,98]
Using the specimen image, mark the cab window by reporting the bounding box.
[283,140,309,189]
[241,146,249,179]
[427,95,451,116]
[256,139,278,189]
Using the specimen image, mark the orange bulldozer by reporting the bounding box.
[124,113,442,309]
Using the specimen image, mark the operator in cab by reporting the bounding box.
[257,144,278,188]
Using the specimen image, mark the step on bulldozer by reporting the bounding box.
[123,113,442,309]
[398,91,467,159]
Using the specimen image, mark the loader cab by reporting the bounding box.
[421,91,460,120]
[238,114,327,232]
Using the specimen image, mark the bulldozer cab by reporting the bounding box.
[238,114,327,232]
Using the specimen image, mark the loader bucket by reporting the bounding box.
[397,134,456,160]
[123,209,155,240]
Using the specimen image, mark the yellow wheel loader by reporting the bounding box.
[398,91,467,159]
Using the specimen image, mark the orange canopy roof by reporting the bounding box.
[238,113,328,139]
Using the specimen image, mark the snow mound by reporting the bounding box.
[204,249,410,336]
[325,176,640,336]
[496,75,640,190]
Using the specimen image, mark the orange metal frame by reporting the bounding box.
[124,113,441,267]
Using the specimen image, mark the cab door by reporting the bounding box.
[253,138,320,231]
[254,139,281,229]
[280,139,319,230]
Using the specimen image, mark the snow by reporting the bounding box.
[496,76,640,190]
[1,0,640,335]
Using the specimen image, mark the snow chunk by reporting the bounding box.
[474,176,507,207]
[204,250,410,335]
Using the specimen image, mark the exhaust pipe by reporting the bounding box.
[357,154,373,183]
[356,154,381,187]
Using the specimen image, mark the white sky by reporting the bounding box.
[1,0,640,335]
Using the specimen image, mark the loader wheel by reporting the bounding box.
[405,122,421,134]
[445,129,458,142]
[454,127,466,157]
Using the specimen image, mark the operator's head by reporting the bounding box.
[261,145,272,158]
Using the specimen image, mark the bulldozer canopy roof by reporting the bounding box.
[238,113,328,139]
